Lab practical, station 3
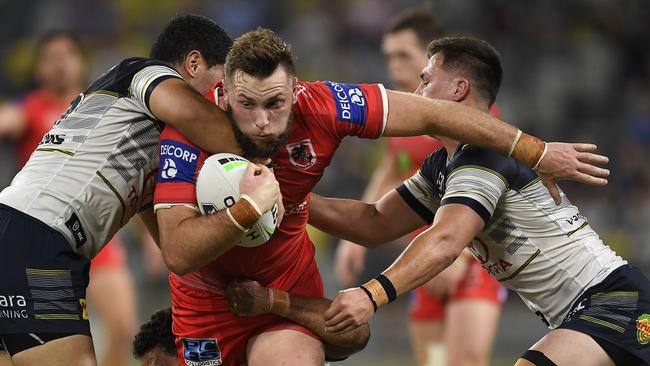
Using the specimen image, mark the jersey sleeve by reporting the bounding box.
[395,150,446,224]
[153,126,206,212]
[441,146,517,224]
[130,65,183,118]
[313,81,388,139]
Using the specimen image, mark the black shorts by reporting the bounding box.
[559,265,650,365]
[0,204,91,353]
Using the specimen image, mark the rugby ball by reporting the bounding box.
[196,153,278,247]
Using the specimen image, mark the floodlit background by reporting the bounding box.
[1,0,649,365]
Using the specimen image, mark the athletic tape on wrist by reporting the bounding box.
[376,274,397,303]
[240,194,262,216]
[511,132,546,168]
[362,279,389,307]
[227,196,262,232]
[532,142,548,171]
[226,208,247,232]
[269,288,290,316]
[508,129,522,157]
[359,285,378,312]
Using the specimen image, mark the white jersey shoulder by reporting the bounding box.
[397,145,626,328]
[0,58,182,258]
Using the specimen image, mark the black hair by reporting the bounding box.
[150,14,232,67]
[427,37,503,105]
[385,7,443,47]
[133,308,176,358]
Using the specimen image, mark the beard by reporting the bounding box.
[226,105,292,160]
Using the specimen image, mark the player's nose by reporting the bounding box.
[254,110,271,129]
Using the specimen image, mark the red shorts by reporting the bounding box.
[171,258,324,366]
[409,258,506,321]
[90,237,126,271]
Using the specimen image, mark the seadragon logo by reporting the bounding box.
[637,314,650,345]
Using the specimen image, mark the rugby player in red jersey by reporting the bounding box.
[153,28,609,366]
[0,31,138,366]
[335,9,503,366]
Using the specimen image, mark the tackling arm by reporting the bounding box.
[382,90,609,201]
[225,280,369,360]
[149,78,242,155]
[308,191,425,248]
[324,203,484,333]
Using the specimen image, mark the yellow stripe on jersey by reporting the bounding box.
[96,171,126,224]
[567,222,589,237]
[35,148,74,157]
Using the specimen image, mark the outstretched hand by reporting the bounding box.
[537,143,609,204]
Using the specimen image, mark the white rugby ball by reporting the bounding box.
[196,153,278,247]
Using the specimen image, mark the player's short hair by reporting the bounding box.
[150,14,232,67]
[427,37,503,105]
[37,30,83,56]
[133,308,176,359]
[225,27,296,80]
[385,7,443,47]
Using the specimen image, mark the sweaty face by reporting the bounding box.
[417,53,455,101]
[224,66,295,160]
[36,36,84,92]
[382,30,429,92]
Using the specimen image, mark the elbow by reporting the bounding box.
[160,242,194,276]
[359,234,387,249]
[432,231,464,265]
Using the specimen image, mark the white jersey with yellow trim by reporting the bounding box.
[0,57,182,258]
[397,144,626,328]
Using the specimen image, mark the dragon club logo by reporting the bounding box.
[286,139,316,169]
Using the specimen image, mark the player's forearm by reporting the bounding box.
[382,231,462,298]
[160,211,242,275]
[280,294,369,349]
[308,194,387,247]
[384,90,545,167]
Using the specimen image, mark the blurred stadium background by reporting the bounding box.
[1,0,649,365]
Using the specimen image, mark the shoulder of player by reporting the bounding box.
[447,144,519,184]
[417,146,447,183]
[85,57,179,97]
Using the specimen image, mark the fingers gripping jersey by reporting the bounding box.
[0,58,182,258]
[397,145,626,328]
[155,81,387,293]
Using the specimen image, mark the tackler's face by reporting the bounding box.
[223,66,296,159]
[416,52,454,101]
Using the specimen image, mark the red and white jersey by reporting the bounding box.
[154,81,388,293]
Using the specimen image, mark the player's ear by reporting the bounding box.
[452,78,470,102]
[291,77,299,104]
[219,82,229,110]
[185,50,202,78]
